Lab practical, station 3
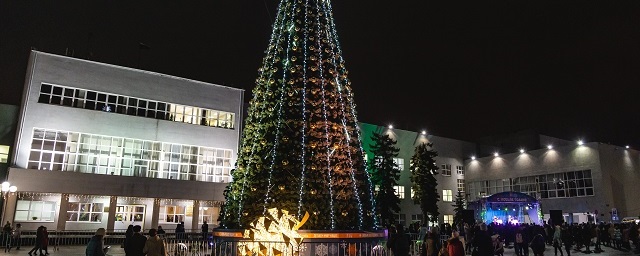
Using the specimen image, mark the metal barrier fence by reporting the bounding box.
[1,230,448,256]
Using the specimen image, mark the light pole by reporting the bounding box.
[1,181,18,225]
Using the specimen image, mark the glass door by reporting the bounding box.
[114,204,146,230]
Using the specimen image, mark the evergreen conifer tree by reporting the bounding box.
[367,132,401,227]
[452,190,466,229]
[220,0,378,231]
[410,143,440,224]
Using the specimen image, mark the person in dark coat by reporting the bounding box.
[201,221,209,241]
[85,228,106,256]
[560,224,573,256]
[472,223,493,256]
[392,224,411,256]
[127,225,147,256]
[40,226,49,255]
[28,226,43,256]
[124,224,134,255]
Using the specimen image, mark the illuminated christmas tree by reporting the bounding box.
[221,0,378,230]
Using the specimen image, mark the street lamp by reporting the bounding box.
[1,181,17,224]
[1,182,17,194]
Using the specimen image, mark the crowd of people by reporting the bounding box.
[387,220,640,256]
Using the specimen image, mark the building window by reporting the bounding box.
[160,205,185,223]
[115,205,145,222]
[441,164,452,176]
[15,200,56,222]
[27,128,233,183]
[67,203,103,222]
[466,170,595,202]
[38,83,235,129]
[199,207,215,224]
[393,214,407,227]
[411,214,424,225]
[443,214,454,224]
[456,165,464,175]
[393,158,405,171]
[394,186,405,199]
[443,189,453,202]
[457,179,465,192]
[0,145,9,163]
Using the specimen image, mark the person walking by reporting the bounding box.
[143,228,166,256]
[2,221,12,252]
[40,226,50,255]
[552,225,563,256]
[86,228,107,256]
[472,223,493,256]
[515,228,526,256]
[8,223,21,251]
[560,224,573,256]
[128,225,147,256]
[124,224,134,255]
[28,226,43,256]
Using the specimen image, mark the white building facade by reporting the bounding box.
[4,51,244,232]
[465,137,640,224]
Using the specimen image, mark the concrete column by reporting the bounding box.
[191,200,200,231]
[151,198,160,229]
[56,194,69,231]
[106,196,118,232]
[1,192,18,225]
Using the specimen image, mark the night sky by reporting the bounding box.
[1,1,639,148]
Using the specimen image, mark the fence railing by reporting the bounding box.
[1,230,448,256]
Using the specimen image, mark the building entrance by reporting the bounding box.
[115,204,146,230]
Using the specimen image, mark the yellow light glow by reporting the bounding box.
[239,208,309,256]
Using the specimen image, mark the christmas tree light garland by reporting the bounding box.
[323,1,379,228]
[223,0,379,230]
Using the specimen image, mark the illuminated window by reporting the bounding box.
[393,158,405,171]
[458,179,465,192]
[394,186,405,199]
[160,205,185,223]
[37,83,234,129]
[443,214,454,224]
[441,164,452,176]
[0,145,9,163]
[67,203,103,222]
[456,165,464,175]
[443,189,453,202]
[199,206,215,224]
[15,200,56,222]
[28,128,233,183]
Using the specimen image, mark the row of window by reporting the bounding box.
[28,128,234,183]
[467,170,595,201]
[394,213,454,227]
[386,158,465,177]
[38,83,235,129]
[18,200,216,224]
[440,164,465,176]
[390,186,462,202]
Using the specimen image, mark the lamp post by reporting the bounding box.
[1,181,17,225]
